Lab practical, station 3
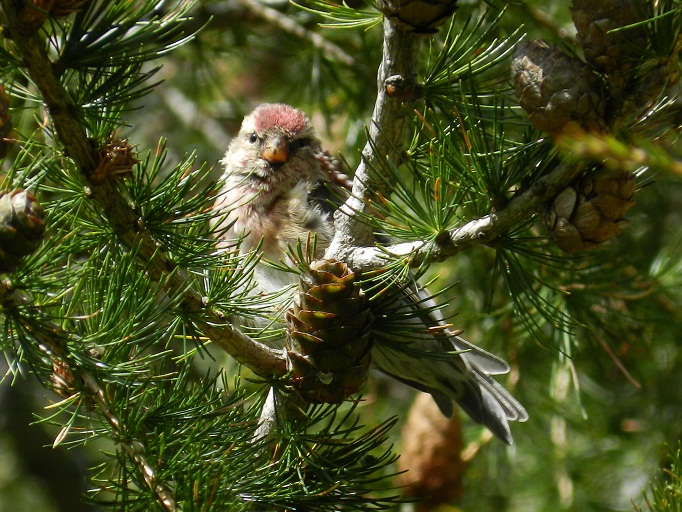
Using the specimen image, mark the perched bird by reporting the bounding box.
[213,103,528,443]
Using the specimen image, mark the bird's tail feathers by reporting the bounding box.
[453,335,510,375]
[372,338,527,444]
[434,365,528,444]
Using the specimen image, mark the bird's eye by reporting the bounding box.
[248,133,258,144]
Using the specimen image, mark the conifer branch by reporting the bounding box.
[236,0,358,68]
[0,0,287,378]
[81,371,178,511]
[0,280,178,510]
[338,159,585,272]
[328,19,421,254]
[0,1,95,172]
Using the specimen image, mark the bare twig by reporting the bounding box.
[596,337,642,389]
[0,0,287,379]
[512,2,574,42]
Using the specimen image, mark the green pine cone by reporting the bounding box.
[0,189,45,272]
[285,259,373,404]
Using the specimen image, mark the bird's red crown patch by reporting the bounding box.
[252,103,306,135]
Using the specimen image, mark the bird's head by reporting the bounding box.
[222,103,322,197]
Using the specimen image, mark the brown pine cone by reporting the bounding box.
[512,39,606,135]
[0,189,45,272]
[544,168,636,253]
[50,0,89,18]
[378,0,458,34]
[285,259,373,404]
[397,393,465,510]
[571,0,648,93]
[89,138,139,185]
[16,0,56,33]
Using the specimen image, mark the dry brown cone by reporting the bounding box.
[571,0,648,94]
[285,260,373,404]
[398,393,466,510]
[0,85,12,159]
[16,0,56,33]
[378,0,458,34]
[511,39,606,135]
[50,0,89,18]
[89,138,139,185]
[544,167,637,253]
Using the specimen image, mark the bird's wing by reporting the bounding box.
[370,281,528,443]
[308,148,352,219]
[306,147,527,442]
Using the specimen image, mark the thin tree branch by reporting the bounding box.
[82,372,178,510]
[337,160,585,272]
[511,2,574,43]
[322,19,587,272]
[1,0,287,379]
[236,0,358,69]
[0,280,178,511]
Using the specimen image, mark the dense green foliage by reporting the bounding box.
[0,0,680,511]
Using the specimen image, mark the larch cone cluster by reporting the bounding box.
[511,0,655,253]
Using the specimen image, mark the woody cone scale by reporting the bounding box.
[285,260,373,404]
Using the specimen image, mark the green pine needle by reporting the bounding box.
[422,7,523,105]
[293,0,383,29]
[634,444,682,512]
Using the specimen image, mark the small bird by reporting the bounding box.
[214,103,528,443]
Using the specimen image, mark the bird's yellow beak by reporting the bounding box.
[261,136,289,164]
